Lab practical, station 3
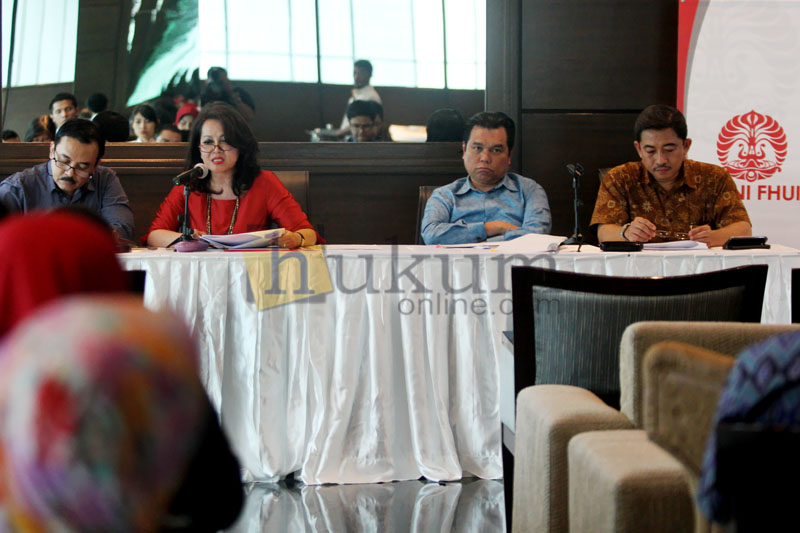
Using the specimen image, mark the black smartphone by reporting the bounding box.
[722,236,770,250]
[599,241,643,252]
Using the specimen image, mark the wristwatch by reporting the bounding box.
[620,223,631,241]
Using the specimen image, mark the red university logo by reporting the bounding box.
[717,110,787,182]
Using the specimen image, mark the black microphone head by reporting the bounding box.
[194,162,209,179]
[566,163,576,175]
[575,163,585,175]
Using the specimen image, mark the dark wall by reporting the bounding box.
[488,0,678,241]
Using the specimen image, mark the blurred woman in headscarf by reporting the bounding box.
[0,211,128,340]
[0,295,243,531]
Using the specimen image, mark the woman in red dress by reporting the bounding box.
[145,103,320,248]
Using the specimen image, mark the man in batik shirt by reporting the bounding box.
[591,104,751,247]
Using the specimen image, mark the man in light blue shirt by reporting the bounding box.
[421,111,551,244]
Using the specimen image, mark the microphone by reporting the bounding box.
[173,163,209,186]
[566,163,584,178]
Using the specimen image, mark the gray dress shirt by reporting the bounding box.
[0,162,135,240]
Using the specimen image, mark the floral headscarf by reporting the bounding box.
[0,295,206,532]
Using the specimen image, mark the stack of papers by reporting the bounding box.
[492,234,569,253]
[642,240,708,250]
[200,228,284,249]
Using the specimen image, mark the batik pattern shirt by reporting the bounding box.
[590,160,750,241]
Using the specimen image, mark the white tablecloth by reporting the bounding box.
[118,244,800,484]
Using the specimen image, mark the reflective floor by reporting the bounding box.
[225,478,505,532]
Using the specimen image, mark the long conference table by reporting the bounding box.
[118,244,800,484]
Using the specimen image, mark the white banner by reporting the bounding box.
[683,0,800,247]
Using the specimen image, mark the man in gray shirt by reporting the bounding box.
[0,118,134,240]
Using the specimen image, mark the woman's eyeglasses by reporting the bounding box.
[198,140,235,153]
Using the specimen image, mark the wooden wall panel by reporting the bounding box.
[520,112,639,238]
[520,0,678,110]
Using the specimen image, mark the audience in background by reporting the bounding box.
[331,59,382,139]
[0,295,243,531]
[176,101,199,132]
[344,100,379,143]
[1,130,19,143]
[156,123,184,142]
[85,91,109,119]
[372,102,392,141]
[426,108,465,142]
[93,110,132,142]
[129,103,159,142]
[48,92,79,134]
[24,115,54,142]
[0,118,134,240]
[202,67,255,122]
[151,95,179,128]
[422,111,552,244]
[0,211,128,339]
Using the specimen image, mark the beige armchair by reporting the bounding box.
[512,321,800,533]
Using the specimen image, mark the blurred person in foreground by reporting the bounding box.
[0,295,243,532]
[0,211,128,340]
[0,118,134,240]
[145,103,321,248]
[421,111,551,244]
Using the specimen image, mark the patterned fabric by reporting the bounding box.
[0,295,207,532]
[590,160,750,241]
[697,330,800,523]
[532,286,745,405]
[0,212,128,340]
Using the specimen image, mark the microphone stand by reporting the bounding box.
[561,163,584,246]
[166,183,195,248]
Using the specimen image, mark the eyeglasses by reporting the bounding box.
[51,154,92,178]
[655,229,690,241]
[198,140,235,153]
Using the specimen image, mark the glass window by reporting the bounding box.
[444,0,485,90]
[201,0,319,84]
[2,0,485,91]
[2,0,79,86]
[204,0,485,90]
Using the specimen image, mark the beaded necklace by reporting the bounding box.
[206,193,240,234]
